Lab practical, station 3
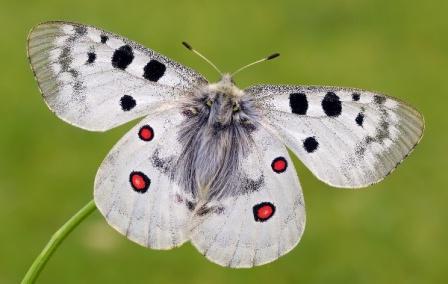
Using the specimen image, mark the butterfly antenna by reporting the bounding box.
[182,41,223,76]
[231,53,280,77]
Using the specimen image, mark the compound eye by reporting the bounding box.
[206,99,213,107]
[232,102,240,112]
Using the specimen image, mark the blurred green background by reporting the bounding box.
[0,0,446,283]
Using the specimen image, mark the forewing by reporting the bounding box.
[94,106,194,249]
[190,125,305,267]
[246,85,424,188]
[28,21,207,131]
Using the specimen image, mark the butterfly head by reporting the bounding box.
[182,78,258,132]
[209,73,243,96]
[180,42,277,130]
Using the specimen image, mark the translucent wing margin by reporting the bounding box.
[27,21,207,131]
[246,85,424,188]
[190,124,305,267]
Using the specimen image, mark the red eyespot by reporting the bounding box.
[253,202,275,222]
[271,157,287,173]
[138,125,154,141]
[129,171,150,193]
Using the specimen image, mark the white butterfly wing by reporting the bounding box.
[27,21,207,131]
[190,124,305,267]
[246,85,424,188]
[94,106,195,249]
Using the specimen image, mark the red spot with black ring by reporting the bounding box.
[253,202,276,222]
[129,171,150,193]
[271,157,287,173]
[138,125,154,141]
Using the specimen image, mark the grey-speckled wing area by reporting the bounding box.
[27,21,207,131]
[94,106,194,249]
[246,85,424,188]
[190,124,305,267]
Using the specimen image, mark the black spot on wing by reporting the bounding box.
[303,136,319,153]
[355,113,364,126]
[112,45,134,70]
[352,93,360,101]
[143,59,166,82]
[120,95,136,111]
[289,92,308,115]
[100,35,108,43]
[322,92,342,117]
[86,52,96,64]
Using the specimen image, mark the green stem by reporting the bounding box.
[22,200,97,284]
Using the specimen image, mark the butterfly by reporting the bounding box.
[27,21,424,268]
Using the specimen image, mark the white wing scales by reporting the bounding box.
[27,21,207,131]
[94,107,194,249]
[190,125,305,267]
[246,85,424,188]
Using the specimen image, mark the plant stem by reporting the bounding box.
[22,199,97,284]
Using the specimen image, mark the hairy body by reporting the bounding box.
[176,75,262,201]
